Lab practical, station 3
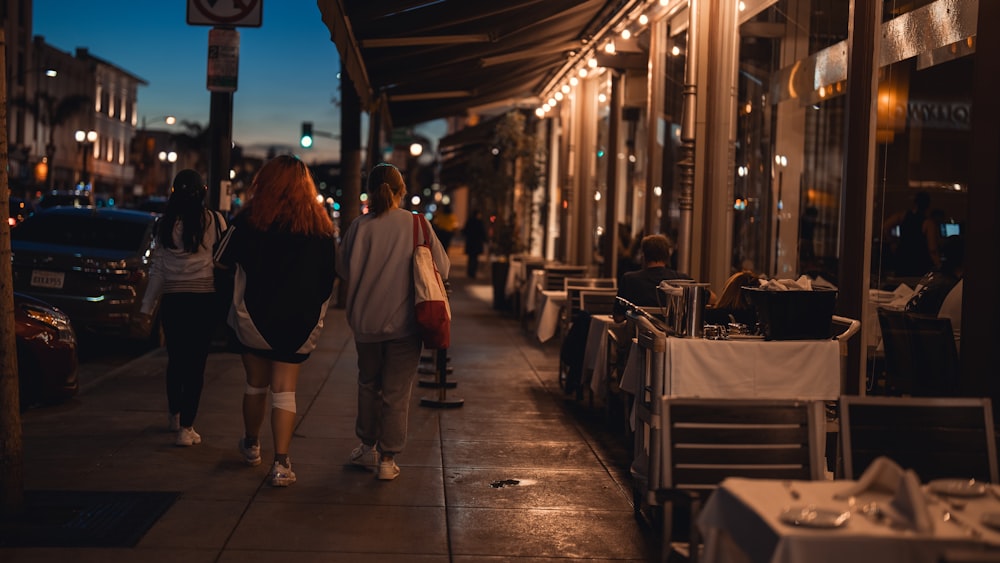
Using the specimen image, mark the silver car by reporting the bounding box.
[11,206,161,342]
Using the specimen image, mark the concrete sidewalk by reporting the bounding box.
[4,272,654,561]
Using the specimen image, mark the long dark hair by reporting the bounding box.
[158,189,207,253]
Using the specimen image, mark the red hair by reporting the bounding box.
[242,155,335,237]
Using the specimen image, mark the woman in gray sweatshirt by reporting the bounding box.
[339,162,450,480]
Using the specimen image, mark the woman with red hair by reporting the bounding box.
[214,155,337,487]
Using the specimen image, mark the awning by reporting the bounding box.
[317,0,627,127]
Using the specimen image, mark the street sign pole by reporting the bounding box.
[188,0,261,211]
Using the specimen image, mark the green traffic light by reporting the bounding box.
[300,121,314,148]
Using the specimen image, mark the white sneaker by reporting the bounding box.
[168,413,180,432]
[175,427,202,446]
[269,460,296,487]
[349,443,379,471]
[238,438,261,466]
[377,458,400,481]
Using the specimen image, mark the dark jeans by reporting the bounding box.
[161,292,218,427]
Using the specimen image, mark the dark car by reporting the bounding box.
[36,190,93,209]
[14,292,79,407]
[10,206,162,342]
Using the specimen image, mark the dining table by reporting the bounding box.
[580,314,625,399]
[618,331,842,401]
[698,477,1000,563]
[534,286,568,343]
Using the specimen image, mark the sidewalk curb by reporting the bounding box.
[79,346,166,395]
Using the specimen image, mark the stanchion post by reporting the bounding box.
[420,347,463,408]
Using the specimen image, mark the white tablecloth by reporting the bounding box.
[504,254,545,298]
[620,336,841,400]
[583,314,625,398]
[535,289,567,343]
[524,269,546,314]
[699,477,1000,563]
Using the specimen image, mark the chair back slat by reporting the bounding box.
[673,466,812,488]
[672,447,812,466]
[840,396,998,483]
[672,426,810,445]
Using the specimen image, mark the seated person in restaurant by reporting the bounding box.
[703,270,760,327]
[560,234,688,396]
[905,234,963,316]
[612,234,691,323]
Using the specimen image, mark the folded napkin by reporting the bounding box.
[835,457,935,533]
[835,456,905,498]
[889,469,935,533]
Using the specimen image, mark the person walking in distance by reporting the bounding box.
[214,155,337,487]
[140,169,227,447]
[339,163,450,480]
[461,209,488,279]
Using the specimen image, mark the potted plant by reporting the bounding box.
[465,110,541,309]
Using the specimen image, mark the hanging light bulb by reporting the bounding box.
[639,14,649,26]
[554,91,564,101]
[604,40,616,54]
[588,57,598,68]
[621,29,631,40]
[569,76,579,86]
[561,84,570,94]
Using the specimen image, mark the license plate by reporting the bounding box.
[31,270,65,289]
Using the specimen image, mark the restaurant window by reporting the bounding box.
[594,73,612,262]
[734,0,850,280]
[657,26,686,251]
[872,0,974,292]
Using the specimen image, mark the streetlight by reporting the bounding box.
[158,150,178,192]
[74,129,97,188]
[142,115,177,129]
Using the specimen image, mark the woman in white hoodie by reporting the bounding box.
[140,169,227,447]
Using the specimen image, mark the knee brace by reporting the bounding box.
[270,390,296,413]
[245,383,269,395]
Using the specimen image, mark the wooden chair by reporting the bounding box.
[542,264,588,292]
[877,307,960,396]
[565,277,617,313]
[579,289,618,316]
[839,396,998,483]
[652,398,826,563]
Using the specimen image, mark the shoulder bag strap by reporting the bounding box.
[412,213,420,250]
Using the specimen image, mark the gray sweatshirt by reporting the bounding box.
[339,208,450,343]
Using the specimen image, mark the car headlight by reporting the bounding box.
[23,304,77,344]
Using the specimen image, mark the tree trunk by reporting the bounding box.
[0,29,26,516]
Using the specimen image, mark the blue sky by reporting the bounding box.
[34,0,444,164]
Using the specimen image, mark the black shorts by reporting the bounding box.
[231,339,310,364]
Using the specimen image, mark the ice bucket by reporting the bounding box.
[659,281,711,338]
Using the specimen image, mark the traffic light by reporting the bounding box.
[300,122,314,148]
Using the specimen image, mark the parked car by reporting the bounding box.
[14,292,79,407]
[36,190,93,209]
[10,207,162,342]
